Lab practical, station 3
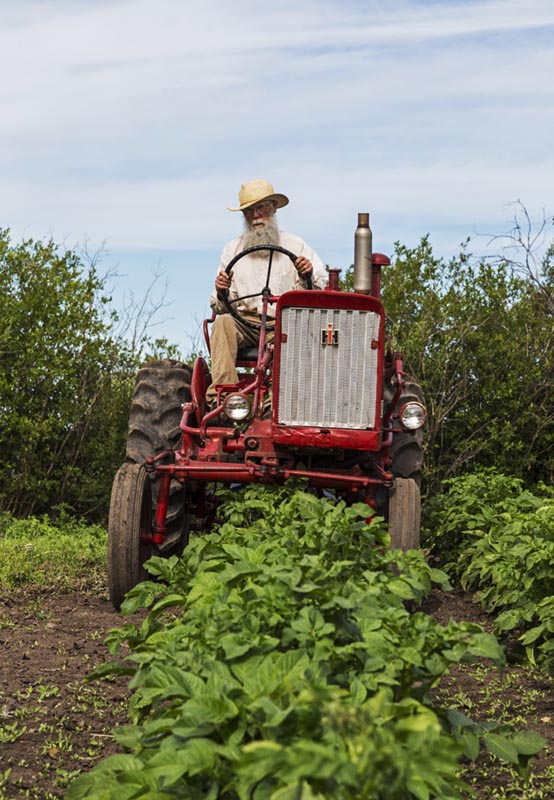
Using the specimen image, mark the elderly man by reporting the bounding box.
[207,179,327,409]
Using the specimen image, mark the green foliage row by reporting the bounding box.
[67,484,543,799]
[424,471,554,669]
[0,510,107,589]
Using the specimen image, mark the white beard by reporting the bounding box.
[241,216,280,256]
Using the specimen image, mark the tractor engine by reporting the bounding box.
[276,302,383,431]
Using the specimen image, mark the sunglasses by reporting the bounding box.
[243,200,275,217]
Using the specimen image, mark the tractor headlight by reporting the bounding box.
[399,402,427,430]
[222,393,252,421]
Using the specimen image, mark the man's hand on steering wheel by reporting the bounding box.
[295,255,313,278]
[215,270,233,296]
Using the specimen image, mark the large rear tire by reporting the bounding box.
[126,359,193,553]
[108,463,153,610]
[388,477,421,551]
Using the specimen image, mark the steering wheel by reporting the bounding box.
[219,244,313,332]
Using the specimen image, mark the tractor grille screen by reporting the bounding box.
[277,307,381,429]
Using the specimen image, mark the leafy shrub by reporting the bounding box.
[345,228,554,492]
[67,484,543,799]
[424,471,554,669]
[0,229,182,522]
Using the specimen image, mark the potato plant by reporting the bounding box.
[424,471,554,669]
[67,484,544,799]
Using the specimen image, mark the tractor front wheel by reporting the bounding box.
[108,463,153,610]
[388,477,421,551]
[383,377,424,487]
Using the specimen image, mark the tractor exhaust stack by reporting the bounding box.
[353,212,372,294]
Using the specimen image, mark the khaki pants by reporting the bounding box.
[206,314,275,407]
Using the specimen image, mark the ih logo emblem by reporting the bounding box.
[321,322,339,346]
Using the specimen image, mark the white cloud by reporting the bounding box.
[1,0,553,349]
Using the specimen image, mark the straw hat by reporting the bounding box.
[227,178,289,212]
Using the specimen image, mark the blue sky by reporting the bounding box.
[1,0,553,354]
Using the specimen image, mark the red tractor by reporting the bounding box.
[108,214,426,609]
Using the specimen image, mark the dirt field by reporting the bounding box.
[0,587,553,799]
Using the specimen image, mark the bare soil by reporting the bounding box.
[0,589,139,799]
[0,586,553,799]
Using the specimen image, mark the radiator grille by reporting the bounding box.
[277,307,381,429]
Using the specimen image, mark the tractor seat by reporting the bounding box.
[203,314,261,366]
[237,346,259,362]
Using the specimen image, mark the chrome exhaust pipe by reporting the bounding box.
[353,212,372,294]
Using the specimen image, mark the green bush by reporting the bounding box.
[343,228,554,493]
[0,229,182,522]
